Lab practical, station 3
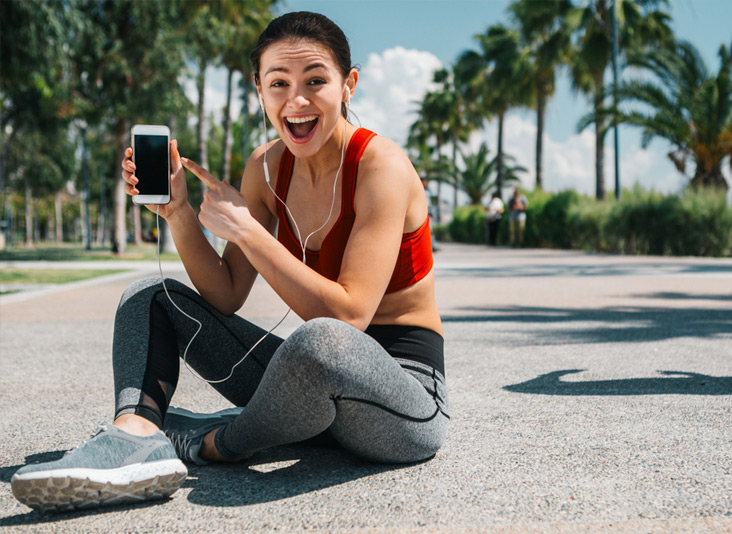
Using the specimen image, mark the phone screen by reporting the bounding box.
[133,134,169,195]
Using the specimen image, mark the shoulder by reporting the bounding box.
[357,133,417,190]
[353,132,424,221]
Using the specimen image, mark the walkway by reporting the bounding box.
[1,244,731,532]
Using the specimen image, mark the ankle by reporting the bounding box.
[200,428,243,463]
[114,414,159,437]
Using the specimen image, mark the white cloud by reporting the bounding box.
[199,48,729,204]
[352,47,443,146]
[466,112,692,200]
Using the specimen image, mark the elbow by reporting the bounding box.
[336,304,374,332]
[345,316,371,332]
[207,293,245,317]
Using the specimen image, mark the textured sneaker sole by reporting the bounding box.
[10,459,187,513]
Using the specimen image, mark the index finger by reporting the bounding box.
[181,157,219,188]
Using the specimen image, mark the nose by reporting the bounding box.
[288,86,310,109]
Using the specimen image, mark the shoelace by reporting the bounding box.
[166,431,196,461]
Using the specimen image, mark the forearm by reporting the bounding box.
[165,204,242,312]
[235,224,370,329]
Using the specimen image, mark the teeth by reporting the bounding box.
[287,115,317,124]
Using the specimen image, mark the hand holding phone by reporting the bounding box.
[131,124,171,205]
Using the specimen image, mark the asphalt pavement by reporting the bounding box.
[1,243,731,533]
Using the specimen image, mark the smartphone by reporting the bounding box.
[131,124,171,205]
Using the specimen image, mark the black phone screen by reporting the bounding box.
[134,134,169,195]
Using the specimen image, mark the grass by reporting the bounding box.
[0,243,181,262]
[0,268,129,295]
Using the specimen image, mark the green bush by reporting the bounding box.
[567,195,613,251]
[448,205,486,244]
[432,224,451,243]
[675,187,732,256]
[523,189,579,248]
[445,184,731,257]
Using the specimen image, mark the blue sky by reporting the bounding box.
[201,1,731,199]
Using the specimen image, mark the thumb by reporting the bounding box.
[170,139,182,171]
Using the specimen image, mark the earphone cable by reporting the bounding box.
[156,101,350,384]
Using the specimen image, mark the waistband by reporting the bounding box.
[365,324,445,377]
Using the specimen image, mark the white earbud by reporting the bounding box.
[258,92,264,112]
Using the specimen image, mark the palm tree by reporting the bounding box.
[458,143,495,205]
[615,39,731,190]
[566,0,672,199]
[408,81,452,223]
[508,0,572,190]
[179,2,225,196]
[458,143,526,205]
[218,0,275,184]
[409,66,477,214]
[456,24,533,199]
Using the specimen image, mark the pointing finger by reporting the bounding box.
[181,157,218,188]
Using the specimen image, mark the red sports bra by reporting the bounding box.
[275,128,433,294]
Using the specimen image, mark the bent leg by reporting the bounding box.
[113,277,283,428]
[216,318,450,464]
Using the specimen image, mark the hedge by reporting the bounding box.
[444,185,732,257]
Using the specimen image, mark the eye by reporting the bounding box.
[270,80,288,88]
[307,78,326,86]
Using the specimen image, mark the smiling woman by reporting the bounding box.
[12,11,449,513]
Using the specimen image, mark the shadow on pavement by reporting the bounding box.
[185,443,412,507]
[442,304,732,343]
[504,369,732,396]
[1,444,410,525]
[0,450,66,484]
[633,291,732,302]
[0,449,170,527]
[437,262,732,278]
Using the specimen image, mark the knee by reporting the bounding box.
[276,318,358,374]
[118,277,184,309]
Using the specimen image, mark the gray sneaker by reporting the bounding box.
[11,422,187,513]
[163,407,242,465]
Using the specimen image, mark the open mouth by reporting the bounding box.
[286,115,318,140]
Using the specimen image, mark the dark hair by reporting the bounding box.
[251,11,354,117]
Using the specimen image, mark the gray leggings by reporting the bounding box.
[113,277,449,464]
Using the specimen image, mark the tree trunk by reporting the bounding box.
[536,91,546,190]
[594,85,606,200]
[3,192,12,246]
[691,164,729,190]
[435,140,443,224]
[220,67,234,183]
[96,168,106,246]
[496,111,505,198]
[197,57,209,199]
[113,117,128,254]
[0,127,17,193]
[242,78,251,164]
[55,191,63,244]
[133,204,142,245]
[452,140,458,211]
[80,188,89,247]
[24,177,32,247]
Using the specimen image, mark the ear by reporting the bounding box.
[344,69,359,103]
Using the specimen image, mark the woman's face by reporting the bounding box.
[258,39,353,158]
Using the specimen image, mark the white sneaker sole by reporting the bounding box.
[11,459,188,512]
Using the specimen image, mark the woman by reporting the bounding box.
[11,11,449,512]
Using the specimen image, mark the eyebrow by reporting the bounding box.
[264,62,328,76]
